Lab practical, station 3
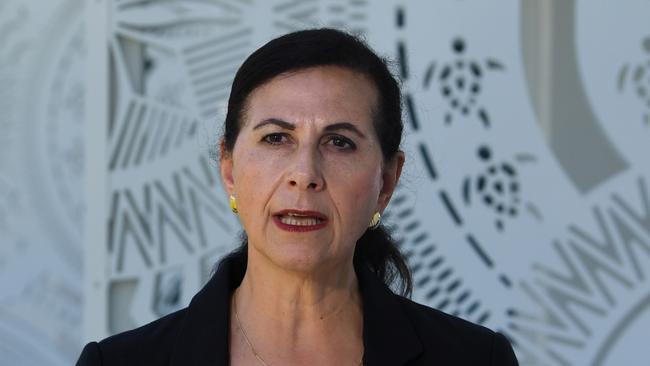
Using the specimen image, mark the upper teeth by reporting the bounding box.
[280,215,321,226]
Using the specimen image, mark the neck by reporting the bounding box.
[237,247,361,325]
[231,247,364,364]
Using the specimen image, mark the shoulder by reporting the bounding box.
[75,308,188,366]
[395,295,518,365]
[396,295,494,341]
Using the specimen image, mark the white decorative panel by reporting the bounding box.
[83,1,650,365]
[2,0,649,365]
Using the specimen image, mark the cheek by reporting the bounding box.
[327,161,382,219]
[231,148,280,219]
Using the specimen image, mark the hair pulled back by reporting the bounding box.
[220,28,412,297]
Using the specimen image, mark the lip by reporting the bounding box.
[272,209,329,232]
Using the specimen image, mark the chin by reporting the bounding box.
[260,239,343,274]
[272,247,329,273]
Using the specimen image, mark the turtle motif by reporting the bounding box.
[462,145,540,231]
[618,37,650,125]
[424,38,504,128]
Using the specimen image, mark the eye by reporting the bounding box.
[325,135,356,151]
[262,133,289,145]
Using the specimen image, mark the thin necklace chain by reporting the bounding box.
[232,289,363,366]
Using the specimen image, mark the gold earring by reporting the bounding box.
[229,195,238,214]
[368,212,381,230]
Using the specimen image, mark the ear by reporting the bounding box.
[219,139,235,195]
[377,151,405,212]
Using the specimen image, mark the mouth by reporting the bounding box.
[272,209,328,232]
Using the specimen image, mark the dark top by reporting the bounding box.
[76,255,519,365]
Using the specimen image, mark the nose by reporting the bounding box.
[287,147,324,191]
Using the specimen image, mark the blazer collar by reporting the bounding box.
[170,255,422,365]
[356,265,423,365]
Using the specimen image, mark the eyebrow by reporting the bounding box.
[253,118,366,138]
[253,118,295,131]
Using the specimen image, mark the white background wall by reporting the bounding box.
[1,1,650,365]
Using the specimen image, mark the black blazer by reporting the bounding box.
[77,256,518,365]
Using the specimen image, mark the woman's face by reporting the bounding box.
[220,66,403,273]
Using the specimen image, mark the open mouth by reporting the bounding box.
[273,210,328,231]
[278,213,325,226]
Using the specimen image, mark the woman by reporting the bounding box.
[77,28,518,366]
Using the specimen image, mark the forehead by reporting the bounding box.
[242,66,379,128]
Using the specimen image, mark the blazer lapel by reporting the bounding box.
[357,266,423,366]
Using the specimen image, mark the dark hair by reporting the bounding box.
[220,28,412,297]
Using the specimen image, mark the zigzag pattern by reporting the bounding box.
[508,177,650,365]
